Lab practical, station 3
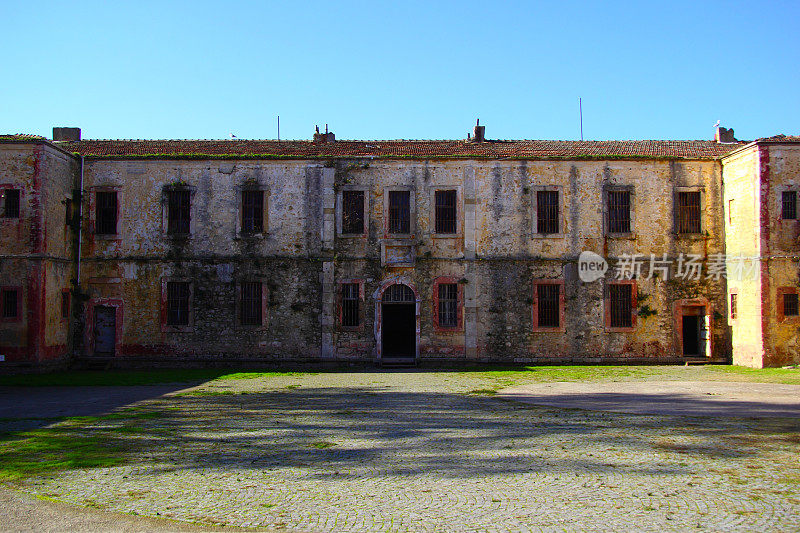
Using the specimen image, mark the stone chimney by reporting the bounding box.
[471,119,485,142]
[714,126,736,143]
[313,124,335,143]
[52,127,81,142]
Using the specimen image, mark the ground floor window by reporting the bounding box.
[166,281,190,326]
[240,281,263,326]
[608,283,634,329]
[341,283,361,328]
[1,288,20,320]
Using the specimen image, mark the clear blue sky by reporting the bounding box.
[2,1,798,142]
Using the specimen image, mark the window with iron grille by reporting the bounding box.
[677,191,701,233]
[435,190,457,234]
[607,190,631,233]
[240,281,262,325]
[3,189,20,218]
[166,281,190,326]
[784,293,799,317]
[95,191,118,234]
[167,190,191,235]
[61,291,70,319]
[537,284,560,328]
[782,191,797,220]
[341,283,360,327]
[609,284,633,328]
[730,293,737,320]
[388,190,411,234]
[438,283,458,328]
[537,191,560,234]
[383,284,414,303]
[342,190,365,234]
[241,190,264,233]
[1,289,19,319]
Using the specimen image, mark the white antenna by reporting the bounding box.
[579,98,584,141]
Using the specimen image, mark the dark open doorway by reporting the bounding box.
[682,315,701,356]
[93,305,116,356]
[381,284,416,360]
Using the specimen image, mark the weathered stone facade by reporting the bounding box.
[1,128,799,367]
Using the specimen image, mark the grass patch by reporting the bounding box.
[309,441,336,449]
[467,389,498,395]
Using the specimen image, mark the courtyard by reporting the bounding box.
[1,365,799,532]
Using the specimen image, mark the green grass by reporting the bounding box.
[0,369,313,387]
[309,440,336,449]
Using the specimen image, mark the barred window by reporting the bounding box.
[167,190,191,235]
[242,191,264,233]
[388,191,410,234]
[677,191,701,234]
[3,189,20,218]
[438,283,458,328]
[435,190,457,234]
[341,283,360,327]
[730,293,737,320]
[96,191,118,235]
[782,191,797,220]
[608,190,631,233]
[537,284,560,328]
[61,291,70,319]
[609,284,633,328]
[240,281,262,325]
[1,289,19,319]
[537,191,559,234]
[166,282,190,326]
[342,191,365,234]
[784,293,799,317]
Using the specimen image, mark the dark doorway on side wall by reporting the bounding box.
[94,305,116,356]
[682,314,705,357]
[381,284,416,360]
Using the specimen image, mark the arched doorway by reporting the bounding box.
[381,284,417,360]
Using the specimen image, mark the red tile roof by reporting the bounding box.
[56,138,743,160]
[0,134,46,141]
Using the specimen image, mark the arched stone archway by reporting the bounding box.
[375,282,419,362]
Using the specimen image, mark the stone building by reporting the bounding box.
[0,125,798,368]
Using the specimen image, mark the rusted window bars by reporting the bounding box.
[609,284,633,328]
[241,190,264,233]
[677,191,701,233]
[96,191,118,234]
[438,283,458,327]
[536,191,559,234]
[167,190,191,235]
[608,190,631,233]
[537,284,560,328]
[435,190,457,234]
[389,191,410,234]
[166,281,190,325]
[782,191,797,220]
[341,283,360,327]
[240,281,262,325]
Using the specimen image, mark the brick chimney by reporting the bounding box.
[52,127,81,142]
[714,126,736,143]
[313,124,335,143]
[471,119,485,142]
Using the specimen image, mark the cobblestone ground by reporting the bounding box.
[12,372,800,531]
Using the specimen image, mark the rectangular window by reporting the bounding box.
[95,191,118,235]
[166,281,190,326]
[730,293,737,320]
[1,289,19,319]
[241,190,264,233]
[167,190,191,235]
[608,190,631,233]
[341,283,360,327]
[342,190,365,234]
[536,191,560,234]
[609,284,633,328]
[537,284,560,328]
[677,191,701,234]
[240,281,262,325]
[784,293,799,317]
[3,189,20,218]
[388,190,410,234]
[61,291,70,319]
[65,198,73,227]
[434,190,457,234]
[438,283,458,328]
[782,191,797,220]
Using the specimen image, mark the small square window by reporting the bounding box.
[388,191,411,234]
[242,190,264,234]
[3,189,20,218]
[240,281,263,325]
[782,191,797,220]
[341,283,360,327]
[95,191,118,235]
[166,282,190,326]
[434,190,457,234]
[784,293,799,317]
[536,191,559,234]
[342,191,365,234]
[608,190,631,233]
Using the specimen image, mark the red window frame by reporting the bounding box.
[777,287,800,323]
[532,280,565,332]
[605,280,637,332]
